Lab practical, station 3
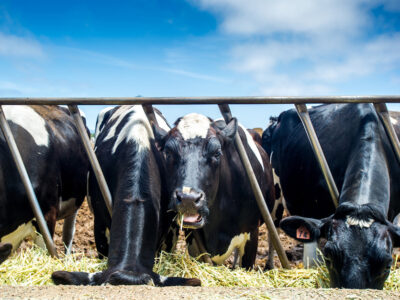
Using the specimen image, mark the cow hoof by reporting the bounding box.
[184,278,201,286]
[0,243,12,264]
[52,271,91,285]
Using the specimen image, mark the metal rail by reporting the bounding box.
[68,105,113,216]
[0,106,58,257]
[295,104,339,208]
[219,104,291,269]
[1,95,400,105]
[374,103,400,164]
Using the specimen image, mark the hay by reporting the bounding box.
[1,245,400,290]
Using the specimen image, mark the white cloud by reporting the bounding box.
[0,32,44,58]
[191,0,400,95]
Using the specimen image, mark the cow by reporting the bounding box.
[52,105,200,286]
[262,103,400,289]
[0,105,89,263]
[152,113,275,269]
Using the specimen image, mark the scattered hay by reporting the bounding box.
[1,245,400,290]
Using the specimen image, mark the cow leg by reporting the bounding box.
[94,217,109,258]
[241,227,259,269]
[0,243,12,265]
[232,248,239,269]
[265,233,275,270]
[62,211,78,254]
[303,241,318,268]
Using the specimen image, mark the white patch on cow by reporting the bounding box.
[211,232,250,265]
[3,106,49,147]
[390,117,398,125]
[177,113,211,140]
[155,112,170,132]
[1,220,36,251]
[240,124,264,171]
[345,216,374,228]
[88,272,101,282]
[58,198,76,220]
[95,106,114,140]
[182,186,191,194]
[78,108,86,119]
[270,152,289,217]
[105,228,110,244]
[101,106,153,154]
[159,275,168,284]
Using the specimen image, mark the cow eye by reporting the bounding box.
[213,150,222,158]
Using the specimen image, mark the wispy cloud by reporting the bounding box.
[190,0,400,95]
[0,32,44,58]
[61,46,228,83]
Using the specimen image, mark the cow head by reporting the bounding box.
[280,203,400,289]
[153,113,237,229]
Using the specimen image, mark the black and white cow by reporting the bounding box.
[262,104,400,289]
[152,113,275,268]
[52,105,200,286]
[0,105,89,263]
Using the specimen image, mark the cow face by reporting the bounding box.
[280,207,400,289]
[153,113,237,229]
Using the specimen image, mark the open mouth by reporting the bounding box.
[177,213,204,229]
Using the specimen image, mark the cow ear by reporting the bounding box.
[220,118,238,141]
[280,216,328,243]
[152,123,168,149]
[388,225,400,247]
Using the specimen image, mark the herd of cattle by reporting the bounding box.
[0,103,400,289]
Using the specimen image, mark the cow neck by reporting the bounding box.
[339,116,390,215]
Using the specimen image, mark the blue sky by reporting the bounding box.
[1,0,400,131]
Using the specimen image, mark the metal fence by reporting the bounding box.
[1,96,400,269]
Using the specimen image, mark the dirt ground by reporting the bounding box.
[1,286,399,300]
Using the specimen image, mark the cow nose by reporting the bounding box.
[175,189,204,206]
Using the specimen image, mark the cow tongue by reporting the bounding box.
[183,214,200,223]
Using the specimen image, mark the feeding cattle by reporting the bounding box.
[152,113,275,268]
[0,105,89,263]
[262,103,400,289]
[52,105,200,286]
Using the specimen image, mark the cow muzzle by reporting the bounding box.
[174,187,206,229]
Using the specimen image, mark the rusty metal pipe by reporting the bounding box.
[374,103,400,164]
[1,96,400,105]
[0,105,58,257]
[68,105,113,216]
[295,104,339,208]
[218,104,291,269]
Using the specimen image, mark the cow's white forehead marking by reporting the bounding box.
[345,216,374,228]
[390,117,398,125]
[3,106,49,147]
[177,113,211,140]
[211,232,250,265]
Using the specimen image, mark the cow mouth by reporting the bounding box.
[177,213,204,229]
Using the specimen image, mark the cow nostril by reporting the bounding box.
[175,191,182,203]
[195,192,204,204]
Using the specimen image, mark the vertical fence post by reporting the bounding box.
[0,106,58,257]
[374,103,400,164]
[142,104,214,265]
[68,105,113,217]
[295,104,339,208]
[218,104,291,269]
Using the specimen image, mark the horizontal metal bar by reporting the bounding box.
[0,106,58,257]
[0,95,400,105]
[295,104,339,208]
